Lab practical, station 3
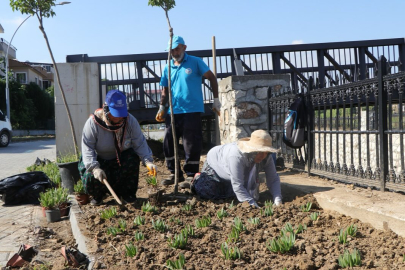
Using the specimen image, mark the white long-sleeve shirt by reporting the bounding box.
[206,142,281,205]
[81,114,153,171]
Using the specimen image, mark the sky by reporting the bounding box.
[0,0,405,64]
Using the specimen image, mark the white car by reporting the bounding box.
[0,110,12,147]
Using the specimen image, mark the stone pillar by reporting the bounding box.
[218,74,290,144]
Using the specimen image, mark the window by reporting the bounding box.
[35,77,38,84]
[15,72,27,84]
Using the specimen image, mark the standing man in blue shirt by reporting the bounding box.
[156,36,221,188]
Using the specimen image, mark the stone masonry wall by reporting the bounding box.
[218,74,290,144]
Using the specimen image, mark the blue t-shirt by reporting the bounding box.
[160,53,210,114]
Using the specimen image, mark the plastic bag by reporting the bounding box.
[0,171,55,205]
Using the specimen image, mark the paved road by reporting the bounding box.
[0,139,56,180]
[0,139,55,267]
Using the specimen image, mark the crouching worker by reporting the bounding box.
[78,90,157,205]
[191,130,282,207]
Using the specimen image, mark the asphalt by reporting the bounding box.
[1,139,405,268]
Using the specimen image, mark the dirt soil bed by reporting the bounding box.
[31,156,405,270]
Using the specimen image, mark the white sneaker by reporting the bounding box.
[274,197,283,206]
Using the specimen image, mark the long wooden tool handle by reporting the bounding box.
[103,179,122,205]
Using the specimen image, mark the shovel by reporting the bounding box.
[102,179,122,205]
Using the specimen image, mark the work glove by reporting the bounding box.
[213,98,221,116]
[146,162,157,177]
[155,105,167,122]
[274,197,283,206]
[93,167,106,184]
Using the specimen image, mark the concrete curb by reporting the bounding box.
[279,172,405,238]
[68,195,95,270]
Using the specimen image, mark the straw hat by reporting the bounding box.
[237,130,279,153]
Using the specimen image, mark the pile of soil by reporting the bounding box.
[28,157,405,269]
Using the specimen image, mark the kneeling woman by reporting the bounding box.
[192,130,282,207]
[79,90,156,205]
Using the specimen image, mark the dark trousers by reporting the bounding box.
[78,148,140,199]
[164,112,202,177]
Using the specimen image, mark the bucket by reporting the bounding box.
[57,161,80,194]
[45,209,61,222]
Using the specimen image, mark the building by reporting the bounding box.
[8,59,54,89]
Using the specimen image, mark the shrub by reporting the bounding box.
[74,180,85,194]
[338,249,362,268]
[27,162,60,186]
[166,253,185,270]
[221,242,241,260]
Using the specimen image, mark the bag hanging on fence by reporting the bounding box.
[283,93,307,148]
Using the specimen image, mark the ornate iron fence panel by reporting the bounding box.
[67,38,405,123]
[270,56,405,193]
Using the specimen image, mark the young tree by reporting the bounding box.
[148,0,182,194]
[10,0,79,158]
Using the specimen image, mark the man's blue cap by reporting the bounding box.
[166,35,185,51]
[105,90,128,117]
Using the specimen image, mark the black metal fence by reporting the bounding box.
[269,56,405,193]
[67,38,405,123]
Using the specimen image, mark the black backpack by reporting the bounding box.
[283,93,307,148]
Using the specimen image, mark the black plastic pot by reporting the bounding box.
[57,161,80,194]
[45,209,61,222]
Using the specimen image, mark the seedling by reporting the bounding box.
[228,200,234,209]
[195,216,211,228]
[301,202,312,212]
[118,219,127,232]
[166,253,185,270]
[142,201,157,213]
[124,242,138,257]
[233,217,246,232]
[338,228,348,244]
[133,216,145,226]
[106,226,120,236]
[100,207,117,220]
[182,204,192,211]
[182,225,195,237]
[281,222,294,235]
[264,200,273,207]
[294,224,306,235]
[217,208,228,220]
[338,249,362,268]
[134,231,144,241]
[145,175,157,186]
[227,226,240,243]
[168,232,188,249]
[152,218,168,232]
[261,206,273,217]
[248,217,260,226]
[266,232,296,254]
[346,224,358,237]
[220,242,242,260]
[169,216,182,225]
[310,212,320,221]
